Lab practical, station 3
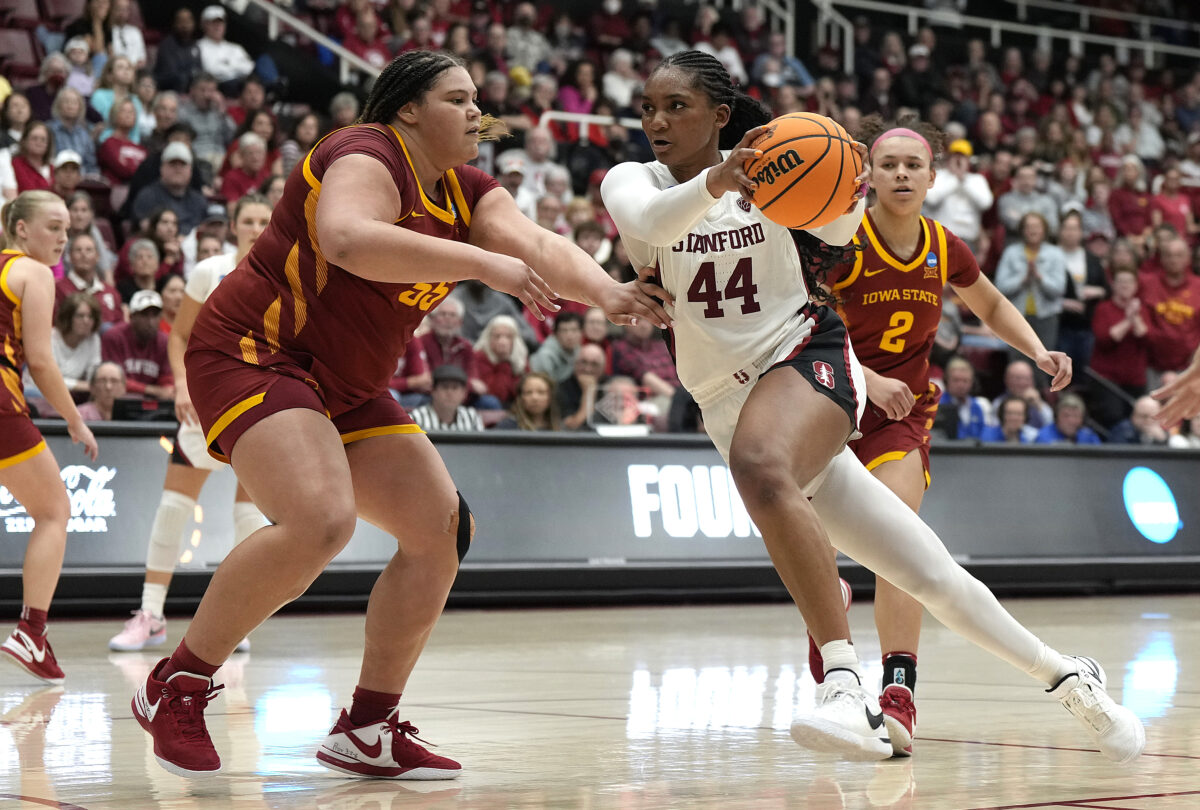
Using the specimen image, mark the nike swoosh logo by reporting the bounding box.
[13,630,46,663]
[863,266,888,277]
[136,688,162,723]
[865,707,885,730]
[346,729,383,759]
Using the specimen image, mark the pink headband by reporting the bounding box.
[870,127,932,159]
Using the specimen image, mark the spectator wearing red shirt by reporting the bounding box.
[346,7,394,69]
[224,76,265,129]
[98,98,149,184]
[389,340,432,409]
[473,315,528,407]
[1089,268,1150,427]
[581,306,614,374]
[1140,236,1200,377]
[56,233,125,331]
[416,296,500,409]
[1109,155,1153,247]
[612,317,680,429]
[100,289,174,400]
[12,121,54,193]
[219,132,271,203]
[1150,167,1198,245]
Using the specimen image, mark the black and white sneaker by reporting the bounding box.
[1048,655,1145,764]
[790,674,893,761]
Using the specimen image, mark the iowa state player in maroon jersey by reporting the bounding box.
[0,191,98,687]
[817,117,1072,757]
[131,51,672,779]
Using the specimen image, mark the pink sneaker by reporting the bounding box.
[132,658,224,777]
[317,707,461,780]
[879,683,916,757]
[807,578,853,684]
[109,610,167,652]
[1,628,65,684]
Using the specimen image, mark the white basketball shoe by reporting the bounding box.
[790,674,893,761]
[1048,655,1145,764]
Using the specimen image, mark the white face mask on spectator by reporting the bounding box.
[604,0,621,14]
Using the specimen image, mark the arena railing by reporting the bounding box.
[537,110,643,147]
[1005,0,1200,45]
[230,0,380,85]
[810,0,1200,75]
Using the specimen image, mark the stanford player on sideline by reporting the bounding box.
[129,50,670,779]
[0,191,99,686]
[603,50,1142,763]
[813,115,1072,757]
[107,194,273,655]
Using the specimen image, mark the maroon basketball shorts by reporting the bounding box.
[0,414,46,470]
[849,381,940,487]
[186,347,422,464]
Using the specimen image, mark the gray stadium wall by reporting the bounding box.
[1,423,1197,614]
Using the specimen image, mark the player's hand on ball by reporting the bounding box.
[481,254,560,320]
[708,125,768,201]
[868,374,916,420]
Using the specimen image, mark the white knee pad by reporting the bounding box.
[176,422,225,472]
[146,490,196,573]
[232,501,268,546]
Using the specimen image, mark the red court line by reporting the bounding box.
[0,795,90,810]
[972,790,1200,810]
[923,736,1200,760]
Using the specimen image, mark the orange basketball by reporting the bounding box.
[743,112,862,230]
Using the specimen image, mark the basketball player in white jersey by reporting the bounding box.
[108,194,273,652]
[602,50,1144,763]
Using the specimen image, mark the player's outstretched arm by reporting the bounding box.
[956,275,1072,392]
[470,187,673,328]
[1153,349,1200,428]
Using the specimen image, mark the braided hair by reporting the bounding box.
[650,51,856,307]
[358,51,505,140]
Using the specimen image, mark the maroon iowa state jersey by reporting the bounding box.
[189,124,499,412]
[0,250,30,416]
[829,212,980,393]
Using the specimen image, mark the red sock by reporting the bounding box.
[349,686,402,726]
[18,606,48,636]
[160,638,220,680]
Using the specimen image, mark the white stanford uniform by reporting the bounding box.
[602,157,867,464]
[174,253,240,470]
[600,155,1082,693]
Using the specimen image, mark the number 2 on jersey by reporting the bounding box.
[879,310,914,353]
[687,258,760,319]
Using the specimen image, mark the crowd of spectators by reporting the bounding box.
[2,0,1199,445]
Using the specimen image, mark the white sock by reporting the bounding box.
[1028,642,1075,688]
[232,501,268,546]
[141,582,167,618]
[820,639,863,684]
[145,490,194,573]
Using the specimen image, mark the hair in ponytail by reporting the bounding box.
[1,190,62,250]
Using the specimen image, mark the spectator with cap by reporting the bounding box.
[63,37,100,97]
[197,5,256,95]
[182,203,234,275]
[77,362,127,421]
[896,43,948,114]
[178,72,236,179]
[101,289,174,402]
[495,151,526,199]
[130,142,209,235]
[409,365,485,432]
[924,138,993,255]
[50,151,84,202]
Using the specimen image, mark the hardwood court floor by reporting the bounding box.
[0,595,1196,809]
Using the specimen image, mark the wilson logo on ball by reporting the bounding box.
[752,149,805,186]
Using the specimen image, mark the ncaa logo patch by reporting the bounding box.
[812,361,835,389]
[924,251,939,279]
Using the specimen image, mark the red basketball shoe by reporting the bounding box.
[879,683,916,757]
[807,578,853,684]
[316,707,461,780]
[132,658,224,777]
[1,628,65,684]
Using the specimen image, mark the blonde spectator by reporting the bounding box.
[473,315,528,408]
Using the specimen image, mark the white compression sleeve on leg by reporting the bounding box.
[811,448,1068,686]
[232,501,268,546]
[145,490,195,574]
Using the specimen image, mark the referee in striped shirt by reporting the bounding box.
[410,365,485,432]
